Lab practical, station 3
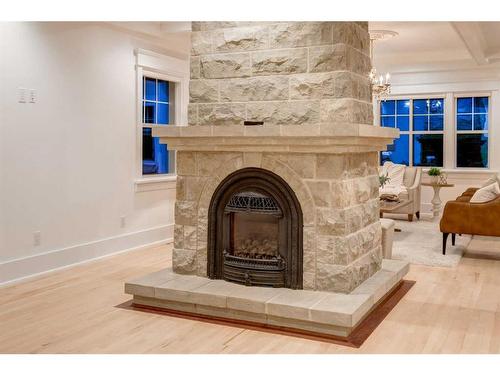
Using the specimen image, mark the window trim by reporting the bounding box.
[379,96,446,167]
[377,91,493,171]
[133,49,189,191]
[139,72,177,176]
[452,93,491,169]
[142,76,171,125]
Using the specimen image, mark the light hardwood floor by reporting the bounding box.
[1,244,500,354]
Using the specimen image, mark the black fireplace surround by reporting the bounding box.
[207,168,303,289]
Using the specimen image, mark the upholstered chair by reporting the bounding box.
[440,191,500,254]
[380,166,422,221]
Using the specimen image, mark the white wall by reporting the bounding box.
[0,22,189,283]
[377,73,500,214]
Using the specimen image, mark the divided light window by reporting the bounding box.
[141,77,174,175]
[456,96,489,168]
[380,98,444,167]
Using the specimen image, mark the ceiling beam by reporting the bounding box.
[451,22,489,65]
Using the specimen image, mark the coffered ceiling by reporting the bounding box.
[369,21,500,80]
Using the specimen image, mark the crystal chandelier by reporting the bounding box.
[369,30,398,99]
[369,67,391,98]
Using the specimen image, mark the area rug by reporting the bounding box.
[384,214,467,267]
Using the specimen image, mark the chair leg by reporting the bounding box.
[443,232,449,255]
[408,214,413,222]
[416,211,420,220]
[452,233,456,246]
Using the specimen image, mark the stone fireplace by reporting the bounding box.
[166,21,397,293]
[125,21,409,340]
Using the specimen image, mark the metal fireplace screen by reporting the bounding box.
[226,192,281,213]
[223,191,285,287]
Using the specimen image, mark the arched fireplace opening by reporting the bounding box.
[207,168,303,289]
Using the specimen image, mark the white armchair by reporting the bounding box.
[380,166,422,221]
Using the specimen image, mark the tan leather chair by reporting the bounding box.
[440,190,500,254]
[380,166,422,221]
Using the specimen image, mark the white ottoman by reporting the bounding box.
[380,218,395,259]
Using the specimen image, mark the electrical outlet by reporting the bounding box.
[33,231,41,246]
[18,87,27,103]
[120,216,126,228]
[29,89,36,103]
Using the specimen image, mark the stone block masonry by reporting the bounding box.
[156,21,400,295]
[188,22,372,127]
[172,151,383,294]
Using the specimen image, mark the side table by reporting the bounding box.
[421,182,455,217]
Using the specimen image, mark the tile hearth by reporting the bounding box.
[125,259,409,338]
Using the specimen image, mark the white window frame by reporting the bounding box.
[133,49,189,192]
[377,90,495,172]
[378,95,446,167]
[453,93,491,169]
[142,75,173,125]
[139,71,178,175]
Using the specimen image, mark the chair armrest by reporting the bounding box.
[441,196,500,236]
[468,196,500,236]
[406,168,421,211]
[440,201,471,234]
[407,168,422,191]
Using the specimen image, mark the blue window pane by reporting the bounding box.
[413,134,443,167]
[396,100,410,115]
[396,116,409,131]
[381,116,395,128]
[413,99,428,115]
[142,128,169,174]
[380,100,395,115]
[153,138,169,174]
[430,99,444,114]
[144,77,156,101]
[474,97,488,113]
[158,80,169,102]
[143,102,155,123]
[457,134,488,168]
[474,114,488,130]
[157,103,169,125]
[457,97,472,113]
[429,115,444,131]
[413,115,428,131]
[457,114,472,131]
[380,134,409,166]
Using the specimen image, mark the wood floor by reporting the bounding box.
[2,244,500,354]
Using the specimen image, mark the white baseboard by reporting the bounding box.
[0,224,173,286]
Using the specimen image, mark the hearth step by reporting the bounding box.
[125,259,409,338]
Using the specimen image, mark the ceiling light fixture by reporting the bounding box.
[369,30,399,99]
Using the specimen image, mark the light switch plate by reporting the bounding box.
[29,89,36,103]
[18,87,27,103]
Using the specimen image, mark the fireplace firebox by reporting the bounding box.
[208,168,303,289]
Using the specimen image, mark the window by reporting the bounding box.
[380,98,444,167]
[456,96,489,168]
[141,77,175,175]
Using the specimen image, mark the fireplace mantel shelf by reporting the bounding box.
[153,124,398,154]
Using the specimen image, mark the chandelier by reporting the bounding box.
[369,30,398,98]
[369,68,391,98]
